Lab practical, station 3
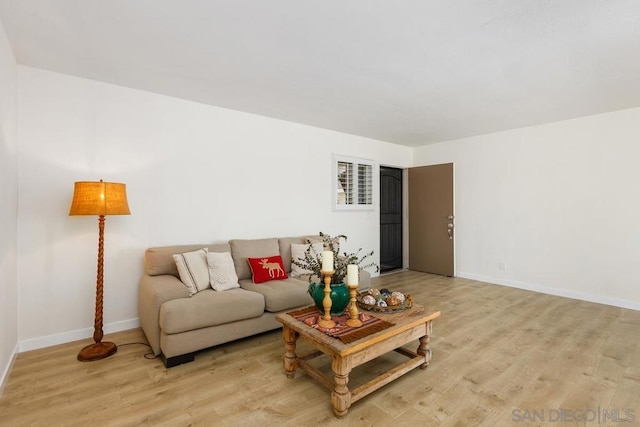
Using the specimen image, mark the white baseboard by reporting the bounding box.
[18,318,140,353]
[457,272,640,311]
[0,343,19,398]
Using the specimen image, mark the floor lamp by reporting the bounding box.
[69,179,130,361]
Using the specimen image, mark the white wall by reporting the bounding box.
[414,108,640,309]
[16,66,412,349]
[15,59,639,357]
[0,19,18,391]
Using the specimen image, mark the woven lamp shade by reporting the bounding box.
[69,180,131,216]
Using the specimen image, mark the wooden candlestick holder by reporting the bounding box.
[346,284,362,328]
[317,270,336,328]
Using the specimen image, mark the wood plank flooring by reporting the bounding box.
[1,271,639,426]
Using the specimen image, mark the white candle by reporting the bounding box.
[347,264,359,286]
[321,250,334,272]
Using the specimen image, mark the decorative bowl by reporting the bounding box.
[356,290,413,312]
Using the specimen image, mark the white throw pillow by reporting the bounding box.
[207,252,240,291]
[173,248,210,295]
[290,242,324,277]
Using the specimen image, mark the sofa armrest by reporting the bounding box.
[138,274,190,355]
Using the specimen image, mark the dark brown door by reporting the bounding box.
[380,166,403,272]
[408,163,454,276]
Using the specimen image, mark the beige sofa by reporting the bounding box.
[138,235,371,367]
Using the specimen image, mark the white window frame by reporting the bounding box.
[333,154,375,211]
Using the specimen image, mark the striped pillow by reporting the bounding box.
[173,248,210,295]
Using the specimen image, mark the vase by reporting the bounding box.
[307,282,350,316]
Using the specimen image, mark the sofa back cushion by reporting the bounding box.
[229,238,280,280]
[145,243,231,277]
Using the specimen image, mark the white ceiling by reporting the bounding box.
[1,1,639,147]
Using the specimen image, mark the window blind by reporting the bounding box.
[334,156,374,210]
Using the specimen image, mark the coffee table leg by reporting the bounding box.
[417,320,433,370]
[283,326,298,379]
[331,356,352,418]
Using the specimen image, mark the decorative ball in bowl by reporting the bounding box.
[356,288,413,312]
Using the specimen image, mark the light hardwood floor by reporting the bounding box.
[1,271,639,426]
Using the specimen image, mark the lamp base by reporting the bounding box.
[77,341,117,362]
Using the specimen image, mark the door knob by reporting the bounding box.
[447,222,454,240]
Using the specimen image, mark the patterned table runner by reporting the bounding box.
[288,306,395,344]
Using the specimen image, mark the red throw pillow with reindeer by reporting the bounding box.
[247,255,289,284]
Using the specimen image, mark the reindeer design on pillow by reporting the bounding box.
[259,258,285,279]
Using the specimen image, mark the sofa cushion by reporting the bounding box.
[229,238,280,280]
[247,255,288,283]
[145,243,230,277]
[173,248,210,295]
[207,252,240,291]
[239,277,311,312]
[159,288,265,334]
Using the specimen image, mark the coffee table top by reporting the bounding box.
[276,304,441,357]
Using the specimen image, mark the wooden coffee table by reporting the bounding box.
[275,304,440,417]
